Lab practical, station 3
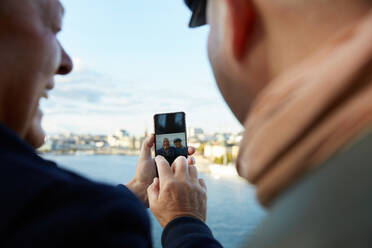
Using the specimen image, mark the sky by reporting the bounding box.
[41,0,242,136]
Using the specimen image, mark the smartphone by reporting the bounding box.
[154,112,188,165]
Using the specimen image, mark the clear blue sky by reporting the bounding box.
[41,0,242,135]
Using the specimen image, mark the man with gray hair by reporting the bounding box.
[0,1,220,247]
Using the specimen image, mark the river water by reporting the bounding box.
[44,155,266,248]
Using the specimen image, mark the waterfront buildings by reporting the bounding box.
[39,128,242,164]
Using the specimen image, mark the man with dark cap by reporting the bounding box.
[174,138,188,158]
[183,0,372,247]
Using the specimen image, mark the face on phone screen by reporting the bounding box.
[154,112,187,165]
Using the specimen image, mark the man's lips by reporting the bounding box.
[41,90,49,99]
[36,79,54,119]
[36,89,50,116]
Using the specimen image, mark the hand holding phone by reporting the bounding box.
[148,156,207,227]
[126,134,157,207]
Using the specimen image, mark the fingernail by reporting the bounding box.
[155,156,164,162]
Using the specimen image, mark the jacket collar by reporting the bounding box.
[0,122,38,157]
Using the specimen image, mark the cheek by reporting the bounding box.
[21,36,59,139]
[207,0,235,95]
[207,31,217,70]
[207,28,256,124]
[207,23,226,83]
[207,27,232,94]
[40,35,61,76]
[207,0,224,69]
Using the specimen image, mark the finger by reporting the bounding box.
[187,156,195,166]
[155,156,173,180]
[172,156,188,178]
[188,164,198,180]
[150,158,157,174]
[199,178,207,191]
[147,178,160,205]
[140,134,155,159]
[187,146,196,155]
[171,164,176,174]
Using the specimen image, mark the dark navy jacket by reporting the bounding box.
[0,124,222,248]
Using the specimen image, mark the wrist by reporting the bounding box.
[161,216,215,248]
[126,179,148,207]
[160,213,205,228]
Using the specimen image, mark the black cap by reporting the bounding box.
[184,0,207,28]
[174,138,182,143]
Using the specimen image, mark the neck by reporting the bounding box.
[260,1,372,78]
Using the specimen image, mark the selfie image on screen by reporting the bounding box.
[154,112,187,165]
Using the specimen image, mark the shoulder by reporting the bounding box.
[169,147,177,151]
[0,151,146,211]
[181,147,187,153]
[0,153,151,247]
[246,131,372,248]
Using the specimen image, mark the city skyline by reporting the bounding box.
[44,127,243,138]
[40,127,242,166]
[41,0,243,136]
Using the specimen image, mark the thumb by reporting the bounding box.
[147,177,160,205]
[140,134,155,159]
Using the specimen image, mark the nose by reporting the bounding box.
[57,45,73,75]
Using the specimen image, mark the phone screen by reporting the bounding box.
[154,112,188,165]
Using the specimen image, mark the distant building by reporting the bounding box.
[227,133,243,145]
[188,128,204,137]
[204,142,240,163]
[134,134,146,150]
[188,137,202,149]
[95,142,105,148]
[38,137,53,152]
[108,135,132,149]
[231,145,240,161]
[196,134,215,143]
[115,129,130,138]
[204,142,231,158]
[108,129,138,149]
[134,138,142,150]
[38,128,242,156]
[214,133,232,143]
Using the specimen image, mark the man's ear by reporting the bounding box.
[225,0,255,61]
